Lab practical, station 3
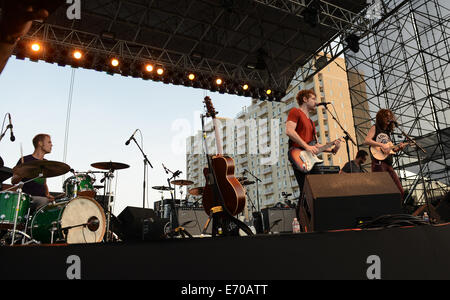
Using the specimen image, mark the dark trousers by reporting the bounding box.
[372,160,405,199]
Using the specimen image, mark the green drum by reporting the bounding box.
[63,174,96,198]
[30,196,106,244]
[0,191,31,228]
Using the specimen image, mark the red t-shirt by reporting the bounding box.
[287,108,316,149]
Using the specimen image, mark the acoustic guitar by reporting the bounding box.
[201,96,246,216]
[370,141,412,161]
[289,138,343,173]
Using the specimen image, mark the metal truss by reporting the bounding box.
[11,0,368,96]
[345,0,450,206]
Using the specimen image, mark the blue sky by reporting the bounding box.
[0,58,251,214]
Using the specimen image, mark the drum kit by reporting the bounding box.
[0,160,129,246]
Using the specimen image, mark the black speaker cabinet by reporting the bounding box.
[302,172,402,232]
[118,206,168,241]
[261,207,297,233]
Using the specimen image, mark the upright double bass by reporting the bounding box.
[201,96,246,217]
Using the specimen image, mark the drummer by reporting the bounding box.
[11,134,55,208]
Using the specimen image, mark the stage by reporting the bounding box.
[1,223,450,280]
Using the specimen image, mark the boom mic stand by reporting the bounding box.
[129,136,153,209]
[323,103,356,172]
[243,169,261,211]
[394,123,430,219]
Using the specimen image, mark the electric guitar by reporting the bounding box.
[370,141,412,161]
[289,138,343,173]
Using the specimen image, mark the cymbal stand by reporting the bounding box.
[129,135,153,209]
[103,170,115,242]
[164,167,192,238]
[5,174,43,246]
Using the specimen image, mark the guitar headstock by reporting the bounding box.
[203,96,218,119]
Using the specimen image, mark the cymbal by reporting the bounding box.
[188,187,204,196]
[237,176,247,182]
[13,160,71,179]
[241,180,255,186]
[152,185,174,191]
[91,162,130,171]
[171,179,194,186]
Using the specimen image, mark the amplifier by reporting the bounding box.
[312,165,340,174]
[261,207,297,233]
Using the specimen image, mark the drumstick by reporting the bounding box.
[20,143,24,164]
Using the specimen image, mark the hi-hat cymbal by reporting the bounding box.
[13,160,71,179]
[91,162,130,171]
[188,187,204,196]
[152,185,174,191]
[171,179,194,186]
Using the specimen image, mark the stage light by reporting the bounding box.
[188,73,196,80]
[145,64,154,72]
[243,84,249,90]
[111,58,120,67]
[346,34,360,53]
[73,50,83,60]
[156,67,164,75]
[266,89,272,95]
[216,78,223,85]
[31,43,41,52]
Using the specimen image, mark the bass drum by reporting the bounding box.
[31,196,106,244]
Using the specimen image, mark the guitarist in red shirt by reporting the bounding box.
[286,89,341,229]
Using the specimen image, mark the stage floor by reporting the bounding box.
[1,223,450,280]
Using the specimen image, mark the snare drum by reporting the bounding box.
[0,191,31,229]
[30,196,106,244]
[63,174,96,198]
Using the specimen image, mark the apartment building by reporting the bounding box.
[186,56,358,217]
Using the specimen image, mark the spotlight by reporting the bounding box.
[266,89,272,95]
[188,73,196,81]
[216,78,223,85]
[31,43,41,52]
[156,67,164,75]
[243,84,249,90]
[302,1,320,27]
[145,64,154,72]
[73,50,83,60]
[345,34,360,53]
[111,58,120,67]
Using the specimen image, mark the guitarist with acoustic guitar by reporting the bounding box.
[364,109,408,198]
[286,89,342,230]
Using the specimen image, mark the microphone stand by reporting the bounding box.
[129,136,153,209]
[243,169,262,212]
[324,104,356,172]
[395,124,429,219]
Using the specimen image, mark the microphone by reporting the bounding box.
[8,113,15,142]
[316,102,332,107]
[173,170,182,177]
[125,129,138,146]
[162,163,169,174]
[389,120,398,127]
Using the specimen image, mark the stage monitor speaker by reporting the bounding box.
[176,207,211,236]
[261,207,296,233]
[436,192,450,222]
[303,172,402,232]
[118,206,169,241]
